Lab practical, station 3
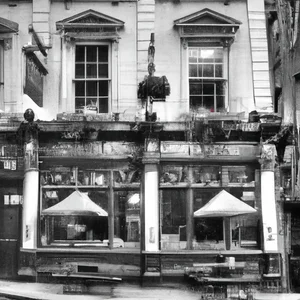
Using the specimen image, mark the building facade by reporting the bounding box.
[0,0,293,296]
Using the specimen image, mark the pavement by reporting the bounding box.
[0,279,299,300]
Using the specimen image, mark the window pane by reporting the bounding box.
[75,81,85,96]
[75,46,85,62]
[40,189,109,246]
[215,64,223,77]
[189,64,197,77]
[98,46,108,62]
[189,50,197,63]
[203,64,214,77]
[193,189,224,250]
[216,82,224,95]
[190,83,202,95]
[190,96,202,108]
[86,81,97,96]
[99,81,108,96]
[86,98,97,108]
[75,98,85,112]
[86,64,97,78]
[98,64,108,78]
[199,49,215,63]
[214,49,223,62]
[75,64,85,78]
[203,83,214,95]
[161,189,186,250]
[114,191,140,248]
[203,96,215,111]
[216,96,225,111]
[99,98,108,113]
[86,46,97,62]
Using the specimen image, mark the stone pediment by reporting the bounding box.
[174,8,241,40]
[174,8,241,27]
[56,9,124,31]
[0,17,18,33]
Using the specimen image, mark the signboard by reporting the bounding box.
[24,56,43,107]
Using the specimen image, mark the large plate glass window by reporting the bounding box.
[189,47,225,112]
[160,189,186,250]
[75,45,110,114]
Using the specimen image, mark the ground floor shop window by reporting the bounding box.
[160,189,186,250]
[41,189,109,247]
[114,191,140,248]
[40,166,141,249]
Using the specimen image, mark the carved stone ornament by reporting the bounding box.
[260,144,276,171]
[4,38,12,51]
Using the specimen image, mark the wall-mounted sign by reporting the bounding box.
[24,55,43,107]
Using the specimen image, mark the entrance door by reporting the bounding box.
[0,195,21,279]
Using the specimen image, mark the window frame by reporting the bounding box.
[186,45,228,113]
[72,41,112,114]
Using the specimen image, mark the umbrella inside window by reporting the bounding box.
[194,190,257,250]
[42,190,108,216]
[194,190,256,218]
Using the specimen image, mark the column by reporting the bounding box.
[18,109,39,249]
[142,138,160,252]
[260,144,278,252]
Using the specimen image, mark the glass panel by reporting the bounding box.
[98,46,108,62]
[114,191,140,248]
[160,165,188,184]
[199,49,215,62]
[203,64,214,77]
[40,189,109,246]
[192,166,221,186]
[86,64,97,78]
[86,46,97,62]
[75,64,85,78]
[75,81,85,96]
[86,81,97,96]
[203,96,215,111]
[99,98,108,113]
[99,81,108,96]
[216,81,224,95]
[190,96,202,108]
[75,98,85,112]
[98,64,108,78]
[193,189,224,250]
[227,166,255,185]
[161,189,186,250]
[203,83,214,95]
[216,96,225,111]
[214,49,224,62]
[75,46,85,62]
[189,82,202,95]
[215,64,223,77]
[189,64,197,77]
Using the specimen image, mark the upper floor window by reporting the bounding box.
[56,9,124,115]
[174,8,241,114]
[75,45,110,114]
[189,47,225,112]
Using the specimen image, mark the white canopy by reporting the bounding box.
[42,190,108,216]
[194,189,257,218]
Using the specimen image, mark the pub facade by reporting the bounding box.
[0,0,292,295]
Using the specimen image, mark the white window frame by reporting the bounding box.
[186,45,229,113]
[72,41,112,114]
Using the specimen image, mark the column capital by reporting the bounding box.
[259,144,276,171]
[142,152,160,164]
